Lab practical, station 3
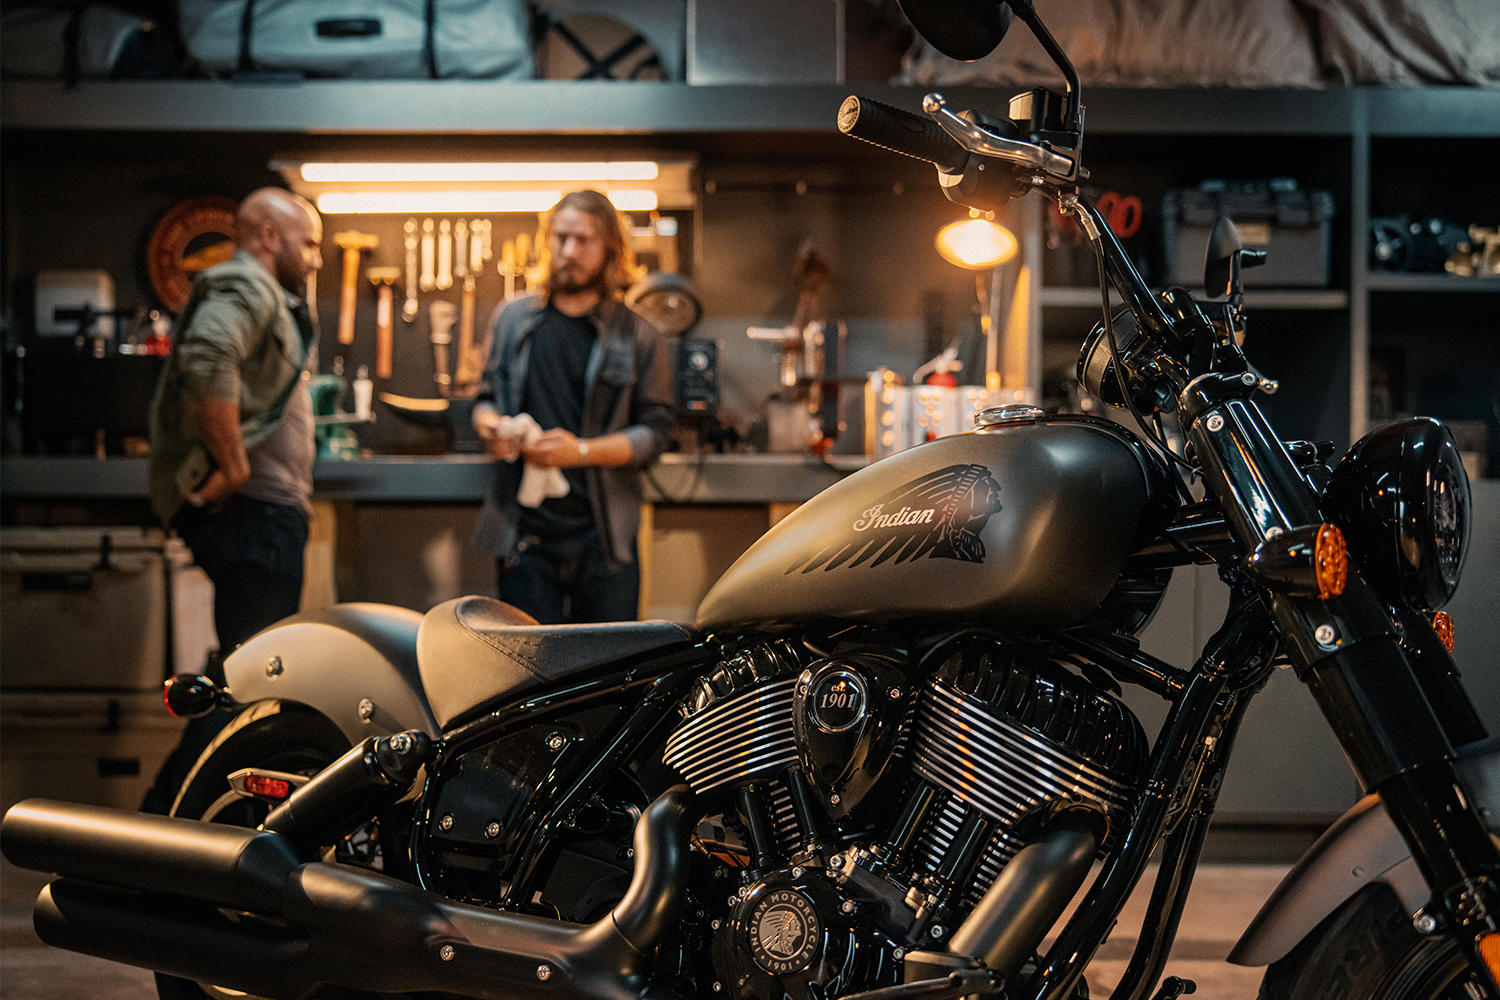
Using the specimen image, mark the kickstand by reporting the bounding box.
[1148,976,1197,1000]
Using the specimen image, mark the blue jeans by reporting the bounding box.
[498,529,639,624]
[143,495,308,814]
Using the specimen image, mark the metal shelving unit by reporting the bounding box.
[3,78,1496,453]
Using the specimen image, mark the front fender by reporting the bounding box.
[224,603,439,744]
[1229,737,1500,967]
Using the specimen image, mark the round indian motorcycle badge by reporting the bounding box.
[748,889,821,976]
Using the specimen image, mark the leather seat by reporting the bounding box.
[417,595,699,729]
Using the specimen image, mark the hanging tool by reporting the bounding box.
[367,266,400,379]
[498,240,519,300]
[429,299,457,397]
[454,219,469,281]
[333,231,378,345]
[436,219,453,290]
[453,275,489,394]
[470,219,487,273]
[402,218,419,322]
[419,219,436,291]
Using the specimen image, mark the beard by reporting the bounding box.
[550,261,608,296]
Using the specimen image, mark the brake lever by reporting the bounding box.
[923,93,1084,182]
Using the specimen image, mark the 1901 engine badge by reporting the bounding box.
[748,889,821,975]
[807,668,867,733]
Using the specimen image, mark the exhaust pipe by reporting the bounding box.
[4,787,698,1000]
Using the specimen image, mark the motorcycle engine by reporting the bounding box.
[663,634,1148,999]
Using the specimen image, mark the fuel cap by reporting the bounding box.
[974,404,1045,429]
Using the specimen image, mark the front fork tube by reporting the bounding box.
[1186,389,1500,992]
[1025,594,1270,1000]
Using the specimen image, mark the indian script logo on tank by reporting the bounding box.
[785,464,1002,573]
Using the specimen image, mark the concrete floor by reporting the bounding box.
[1,856,1286,1000]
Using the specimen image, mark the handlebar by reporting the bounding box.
[836,96,970,173]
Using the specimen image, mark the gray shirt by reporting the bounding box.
[239,366,314,516]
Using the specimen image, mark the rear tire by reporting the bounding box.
[1259,882,1480,1000]
[155,703,352,1000]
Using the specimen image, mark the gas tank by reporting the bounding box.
[696,414,1167,632]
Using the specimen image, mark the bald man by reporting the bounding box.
[144,187,323,812]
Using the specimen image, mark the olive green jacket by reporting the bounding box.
[148,251,313,526]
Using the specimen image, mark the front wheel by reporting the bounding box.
[1259,883,1482,1000]
[156,702,352,1000]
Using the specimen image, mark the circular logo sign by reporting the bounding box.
[146,196,239,312]
[808,669,867,733]
[748,889,820,976]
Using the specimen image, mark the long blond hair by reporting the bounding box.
[537,190,639,298]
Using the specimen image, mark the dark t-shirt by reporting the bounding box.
[518,304,596,538]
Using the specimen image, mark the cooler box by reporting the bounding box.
[0,526,216,691]
[1162,181,1335,288]
[0,691,188,813]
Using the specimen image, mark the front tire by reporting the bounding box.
[155,702,352,1000]
[1259,882,1480,1000]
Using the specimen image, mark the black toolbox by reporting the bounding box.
[1162,179,1335,288]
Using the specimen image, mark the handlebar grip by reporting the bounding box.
[838,95,969,173]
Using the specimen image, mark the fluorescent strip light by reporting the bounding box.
[316,190,659,215]
[604,190,660,211]
[300,161,659,183]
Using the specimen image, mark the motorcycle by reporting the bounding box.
[5,2,1498,998]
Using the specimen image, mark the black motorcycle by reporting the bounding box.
[4,2,1498,999]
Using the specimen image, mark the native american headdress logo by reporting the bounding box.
[785,464,1002,574]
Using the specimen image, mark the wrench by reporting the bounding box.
[436,219,453,290]
[454,218,469,280]
[429,299,457,397]
[402,218,419,322]
[420,218,436,292]
[470,219,486,273]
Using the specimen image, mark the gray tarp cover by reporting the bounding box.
[899,0,1500,88]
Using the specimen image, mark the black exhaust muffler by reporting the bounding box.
[3,787,698,1000]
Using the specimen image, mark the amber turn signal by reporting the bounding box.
[1479,933,1500,985]
[1244,523,1349,600]
[1431,611,1455,653]
[1314,522,1348,600]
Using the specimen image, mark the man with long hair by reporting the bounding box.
[471,190,674,623]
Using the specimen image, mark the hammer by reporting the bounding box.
[334,231,378,345]
[367,266,400,379]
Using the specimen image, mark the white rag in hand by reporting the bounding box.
[495,413,570,508]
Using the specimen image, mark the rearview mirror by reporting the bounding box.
[1204,216,1243,299]
[897,0,1011,61]
[1204,216,1269,299]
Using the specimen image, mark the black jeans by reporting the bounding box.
[498,529,639,624]
[142,495,308,814]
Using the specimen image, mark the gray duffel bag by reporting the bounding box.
[178,0,535,79]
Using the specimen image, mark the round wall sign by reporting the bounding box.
[146,196,238,312]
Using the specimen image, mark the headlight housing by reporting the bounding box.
[1322,417,1471,613]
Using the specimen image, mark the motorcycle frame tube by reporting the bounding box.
[1023,589,1272,1000]
[1109,685,1254,1000]
[1022,654,1226,999]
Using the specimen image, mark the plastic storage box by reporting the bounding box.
[1162,180,1335,288]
